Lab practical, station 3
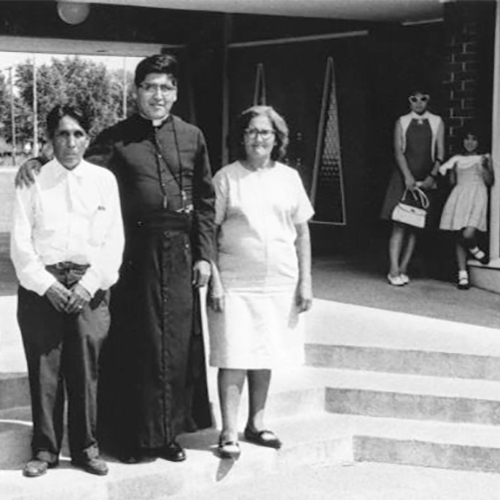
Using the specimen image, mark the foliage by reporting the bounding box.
[0,56,135,150]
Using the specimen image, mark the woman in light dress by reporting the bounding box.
[208,106,314,458]
[439,130,494,289]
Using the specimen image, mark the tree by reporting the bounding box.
[16,56,135,143]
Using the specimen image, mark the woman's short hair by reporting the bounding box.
[134,54,179,87]
[408,87,430,97]
[46,105,90,139]
[232,105,289,161]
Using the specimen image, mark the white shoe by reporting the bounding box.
[400,274,410,285]
[387,274,405,286]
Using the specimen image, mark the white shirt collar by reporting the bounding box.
[410,111,431,120]
[51,157,87,179]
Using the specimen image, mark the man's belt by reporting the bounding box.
[45,262,90,287]
[46,262,90,272]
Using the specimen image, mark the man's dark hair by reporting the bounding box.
[46,105,90,138]
[134,54,179,87]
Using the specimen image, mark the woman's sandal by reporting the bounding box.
[218,436,241,459]
[244,427,282,450]
[457,276,470,290]
[387,274,404,286]
[468,247,490,265]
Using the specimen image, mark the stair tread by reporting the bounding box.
[270,366,500,402]
[308,299,500,356]
[320,413,500,448]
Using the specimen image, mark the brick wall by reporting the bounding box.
[442,0,495,154]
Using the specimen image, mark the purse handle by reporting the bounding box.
[401,186,429,209]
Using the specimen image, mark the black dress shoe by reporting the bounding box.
[244,427,282,449]
[23,459,58,478]
[160,440,186,462]
[71,456,109,476]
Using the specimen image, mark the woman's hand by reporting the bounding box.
[296,279,313,313]
[15,158,43,188]
[208,280,225,312]
[207,260,225,312]
[419,175,436,190]
[403,174,416,190]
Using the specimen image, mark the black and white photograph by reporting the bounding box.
[1,0,500,499]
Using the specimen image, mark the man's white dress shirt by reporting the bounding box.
[11,158,124,297]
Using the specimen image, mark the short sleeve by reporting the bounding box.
[291,170,314,224]
[213,170,229,225]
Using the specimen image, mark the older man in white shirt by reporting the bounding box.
[10,105,124,478]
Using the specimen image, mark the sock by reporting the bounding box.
[458,270,468,279]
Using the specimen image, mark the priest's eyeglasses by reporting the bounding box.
[244,128,275,140]
[140,83,177,95]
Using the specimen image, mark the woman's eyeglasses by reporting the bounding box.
[244,128,275,140]
[409,94,429,104]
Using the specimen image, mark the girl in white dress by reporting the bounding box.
[208,106,314,458]
[439,131,494,289]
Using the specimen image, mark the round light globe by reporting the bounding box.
[57,2,90,25]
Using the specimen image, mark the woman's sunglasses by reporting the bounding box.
[409,94,429,104]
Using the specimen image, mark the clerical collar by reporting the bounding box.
[138,113,170,127]
[152,116,169,127]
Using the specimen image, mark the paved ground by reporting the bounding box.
[174,462,500,500]
[312,252,500,330]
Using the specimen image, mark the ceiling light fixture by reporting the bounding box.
[57,1,91,25]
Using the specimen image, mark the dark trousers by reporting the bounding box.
[17,268,110,464]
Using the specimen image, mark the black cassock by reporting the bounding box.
[88,114,215,452]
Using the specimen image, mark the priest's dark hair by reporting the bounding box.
[134,54,179,87]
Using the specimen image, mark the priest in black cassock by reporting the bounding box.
[16,54,215,463]
[91,54,215,463]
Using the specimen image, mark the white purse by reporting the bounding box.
[391,187,429,229]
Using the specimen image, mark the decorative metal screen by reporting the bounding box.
[310,57,347,225]
[253,63,267,106]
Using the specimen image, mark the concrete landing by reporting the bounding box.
[172,462,500,500]
[0,413,352,500]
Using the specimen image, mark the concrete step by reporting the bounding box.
[0,375,29,411]
[306,300,500,381]
[0,412,352,500]
[5,409,500,500]
[344,413,500,474]
[305,366,500,425]
[0,367,327,470]
[0,407,31,469]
